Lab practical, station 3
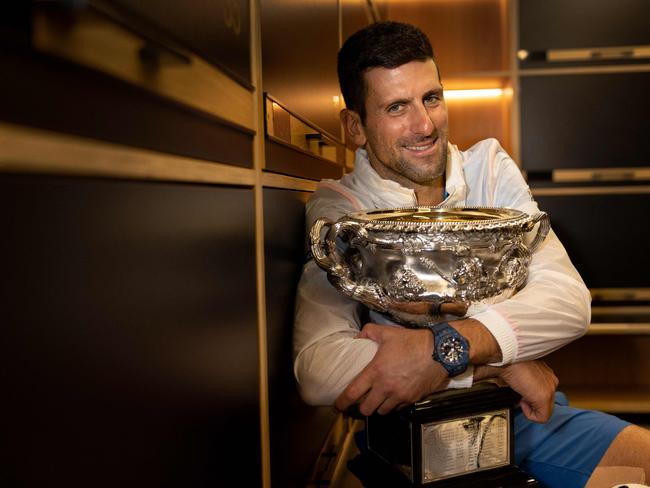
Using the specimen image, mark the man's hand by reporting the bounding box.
[477,361,558,423]
[334,323,449,416]
[501,361,559,423]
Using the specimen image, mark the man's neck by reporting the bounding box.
[414,184,445,206]
[365,154,446,206]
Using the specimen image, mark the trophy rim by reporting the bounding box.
[345,206,531,232]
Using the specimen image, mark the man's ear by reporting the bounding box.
[340,109,367,147]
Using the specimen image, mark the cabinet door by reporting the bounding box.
[264,188,338,487]
[261,0,344,179]
[519,0,650,52]
[261,0,341,138]
[521,72,650,171]
[108,0,252,87]
[342,0,372,43]
[533,191,649,289]
[1,46,253,168]
[0,175,260,487]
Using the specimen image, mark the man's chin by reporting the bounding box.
[401,169,446,185]
[398,157,446,180]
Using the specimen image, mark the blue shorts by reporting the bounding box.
[515,391,630,488]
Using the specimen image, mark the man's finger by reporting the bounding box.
[521,401,552,423]
[520,401,534,421]
[335,375,372,412]
[358,386,387,416]
[357,323,382,341]
[376,396,402,415]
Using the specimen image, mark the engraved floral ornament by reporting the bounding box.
[310,207,550,326]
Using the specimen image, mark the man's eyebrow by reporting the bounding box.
[384,97,412,107]
[424,88,444,97]
[383,87,443,108]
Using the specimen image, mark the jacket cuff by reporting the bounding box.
[447,365,474,389]
[470,308,518,366]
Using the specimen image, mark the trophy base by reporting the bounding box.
[360,383,539,487]
[348,451,539,487]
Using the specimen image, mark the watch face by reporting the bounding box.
[432,325,469,377]
[440,336,466,365]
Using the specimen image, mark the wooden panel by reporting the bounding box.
[265,96,342,165]
[32,5,254,132]
[0,2,31,46]
[447,94,512,155]
[262,171,319,192]
[385,0,509,75]
[261,0,342,138]
[588,324,650,335]
[546,335,650,413]
[0,175,260,487]
[106,0,252,87]
[554,387,650,414]
[520,72,650,171]
[342,0,372,44]
[0,122,256,185]
[519,0,650,52]
[552,167,650,183]
[265,138,343,181]
[531,185,650,197]
[0,48,253,168]
[546,335,650,389]
[263,188,338,488]
[533,192,649,289]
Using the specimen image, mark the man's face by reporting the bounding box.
[357,59,448,187]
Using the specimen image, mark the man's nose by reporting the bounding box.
[410,103,434,135]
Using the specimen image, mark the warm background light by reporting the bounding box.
[445,88,513,100]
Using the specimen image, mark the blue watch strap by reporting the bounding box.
[428,322,470,377]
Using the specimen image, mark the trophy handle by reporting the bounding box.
[526,211,551,253]
[309,217,388,312]
[309,217,336,270]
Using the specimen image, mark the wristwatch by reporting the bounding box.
[428,322,470,377]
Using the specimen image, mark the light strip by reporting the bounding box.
[553,167,650,183]
[444,88,513,100]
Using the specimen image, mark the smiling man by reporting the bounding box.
[293,21,650,487]
[352,59,449,200]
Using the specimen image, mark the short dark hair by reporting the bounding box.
[337,21,436,121]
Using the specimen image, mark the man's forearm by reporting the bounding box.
[450,318,502,365]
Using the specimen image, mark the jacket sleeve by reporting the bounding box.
[469,149,591,365]
[293,260,380,405]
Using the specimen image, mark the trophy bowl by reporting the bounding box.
[309,206,550,326]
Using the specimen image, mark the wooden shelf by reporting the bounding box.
[588,306,650,335]
[587,323,650,335]
[561,387,650,414]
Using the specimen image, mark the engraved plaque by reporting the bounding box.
[421,409,509,483]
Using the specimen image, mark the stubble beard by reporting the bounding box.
[365,131,449,187]
[393,136,448,185]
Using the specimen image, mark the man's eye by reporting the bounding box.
[387,104,403,113]
[425,94,441,104]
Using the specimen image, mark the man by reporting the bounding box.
[294,21,650,487]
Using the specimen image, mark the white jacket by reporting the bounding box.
[294,139,590,405]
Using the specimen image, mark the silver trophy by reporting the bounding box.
[309,206,549,487]
[309,206,550,327]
